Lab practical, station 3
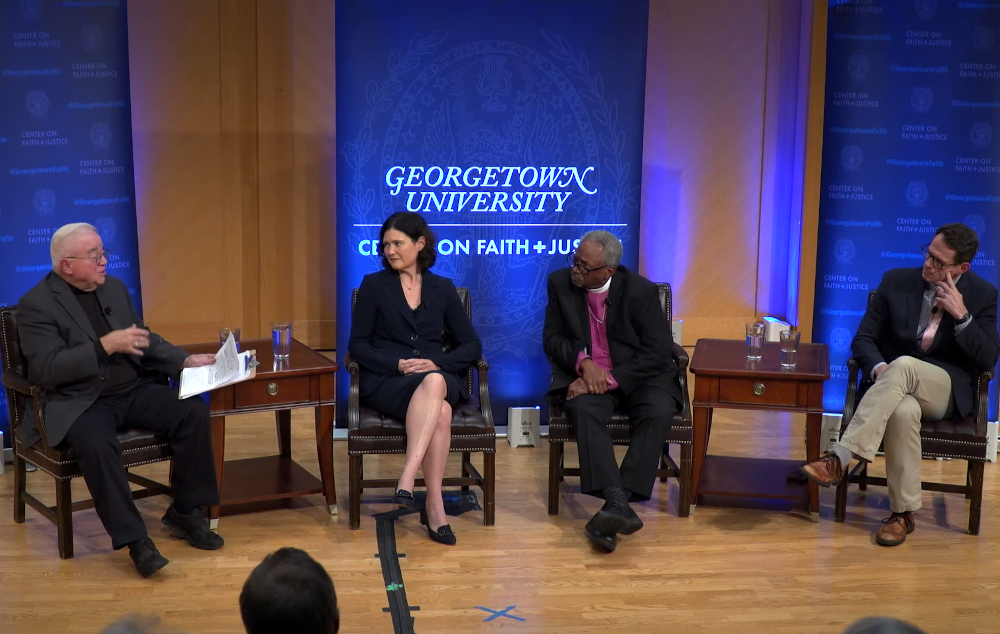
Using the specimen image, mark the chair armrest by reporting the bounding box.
[672,342,688,374]
[2,368,37,397]
[1,368,52,448]
[840,358,863,434]
[975,370,993,437]
[474,357,495,429]
[343,353,361,431]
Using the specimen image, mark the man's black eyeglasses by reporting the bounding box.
[920,244,957,271]
[567,253,609,275]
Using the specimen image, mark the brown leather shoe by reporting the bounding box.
[798,452,846,487]
[875,512,915,546]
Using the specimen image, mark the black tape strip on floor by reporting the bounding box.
[372,490,483,633]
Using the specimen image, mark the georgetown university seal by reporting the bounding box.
[33,189,56,216]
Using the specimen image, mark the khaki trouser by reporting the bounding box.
[838,356,953,513]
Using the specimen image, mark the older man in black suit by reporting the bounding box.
[17,222,224,577]
[800,223,999,546]
[543,230,681,552]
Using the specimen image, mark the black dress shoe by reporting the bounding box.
[393,482,417,508]
[162,505,224,550]
[129,538,169,578]
[584,517,617,553]
[419,507,457,546]
[592,500,629,536]
[619,505,644,535]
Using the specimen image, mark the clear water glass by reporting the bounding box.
[745,322,764,361]
[271,321,292,359]
[780,329,801,368]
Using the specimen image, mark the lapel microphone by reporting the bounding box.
[103,306,112,316]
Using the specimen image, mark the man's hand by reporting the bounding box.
[100,324,150,357]
[566,377,589,401]
[398,358,440,374]
[580,358,609,394]
[874,364,887,380]
[935,271,968,320]
[183,354,216,368]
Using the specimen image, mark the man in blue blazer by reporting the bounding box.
[16,223,224,576]
[801,223,999,546]
[544,231,682,552]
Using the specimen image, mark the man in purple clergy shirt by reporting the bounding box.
[543,231,682,552]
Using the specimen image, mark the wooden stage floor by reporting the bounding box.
[1,408,998,633]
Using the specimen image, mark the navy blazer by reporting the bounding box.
[16,273,191,447]
[542,266,681,404]
[852,267,1000,418]
[348,269,482,397]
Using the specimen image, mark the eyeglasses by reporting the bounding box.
[567,253,608,275]
[65,250,110,265]
[920,244,956,271]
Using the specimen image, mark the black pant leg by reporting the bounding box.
[563,392,619,496]
[61,398,147,550]
[619,384,679,501]
[124,383,219,508]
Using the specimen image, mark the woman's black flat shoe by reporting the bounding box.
[393,482,416,508]
[419,507,457,546]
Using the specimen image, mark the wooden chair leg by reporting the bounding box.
[349,454,362,530]
[482,451,495,526]
[461,451,471,491]
[678,444,692,518]
[968,460,984,536]
[858,463,868,491]
[55,478,74,559]
[834,476,848,522]
[13,455,26,523]
[548,440,563,515]
[966,461,974,499]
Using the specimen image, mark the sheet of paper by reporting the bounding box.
[178,333,253,399]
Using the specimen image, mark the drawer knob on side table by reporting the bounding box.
[267,382,279,396]
[752,382,765,396]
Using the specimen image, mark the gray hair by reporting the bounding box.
[580,230,623,268]
[50,222,98,269]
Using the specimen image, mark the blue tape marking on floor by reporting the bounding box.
[476,605,526,622]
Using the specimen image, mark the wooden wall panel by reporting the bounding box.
[290,0,338,349]
[128,2,229,343]
[641,0,771,344]
[128,0,258,346]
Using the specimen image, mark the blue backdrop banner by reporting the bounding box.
[814,0,1000,415]
[0,0,142,446]
[335,0,649,420]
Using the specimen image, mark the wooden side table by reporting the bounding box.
[182,338,337,528]
[689,338,830,514]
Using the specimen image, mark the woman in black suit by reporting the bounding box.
[348,212,482,545]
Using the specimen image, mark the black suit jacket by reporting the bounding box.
[347,269,482,398]
[852,267,1000,418]
[16,273,191,447]
[543,266,681,404]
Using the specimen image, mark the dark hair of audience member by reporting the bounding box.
[843,616,927,634]
[239,547,339,634]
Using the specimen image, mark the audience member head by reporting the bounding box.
[570,230,622,290]
[50,222,108,291]
[379,211,437,273]
[922,223,977,284]
[842,616,926,634]
[240,547,339,634]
